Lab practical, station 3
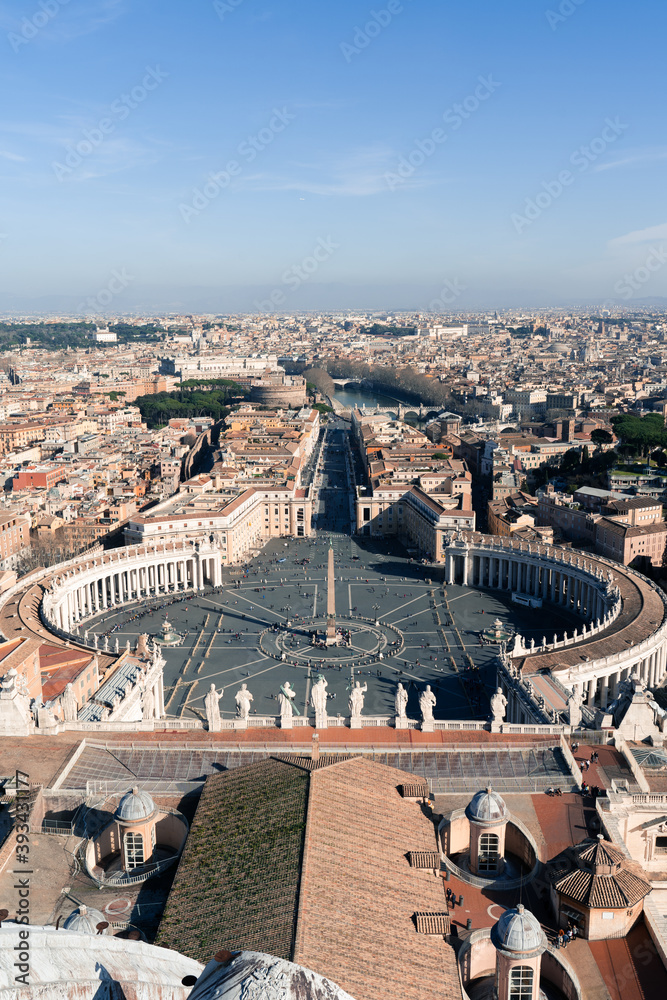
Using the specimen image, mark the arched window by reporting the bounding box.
[509,966,533,999]
[479,832,500,872]
[124,831,144,869]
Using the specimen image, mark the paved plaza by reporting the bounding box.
[85,531,581,726]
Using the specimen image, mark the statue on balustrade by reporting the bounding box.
[490,686,507,725]
[419,685,436,723]
[205,683,223,731]
[349,681,367,718]
[395,682,408,719]
[310,676,328,724]
[278,681,296,726]
[235,683,253,720]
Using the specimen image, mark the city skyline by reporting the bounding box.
[0,0,666,311]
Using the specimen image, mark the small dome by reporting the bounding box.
[63,904,109,935]
[115,786,156,823]
[493,904,546,956]
[466,786,508,824]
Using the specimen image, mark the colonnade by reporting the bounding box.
[445,545,610,622]
[569,644,667,709]
[445,536,667,722]
[45,543,223,634]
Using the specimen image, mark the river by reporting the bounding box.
[332,386,406,411]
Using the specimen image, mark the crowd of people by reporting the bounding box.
[555,922,578,948]
[97,593,194,641]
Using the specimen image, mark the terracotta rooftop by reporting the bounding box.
[548,837,652,909]
[157,754,460,1000]
[293,757,461,1000]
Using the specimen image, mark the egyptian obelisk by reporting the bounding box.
[326,537,336,643]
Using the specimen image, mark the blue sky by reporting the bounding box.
[0,0,666,313]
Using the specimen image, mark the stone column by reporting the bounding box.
[462,553,469,587]
[587,678,596,706]
[600,675,609,709]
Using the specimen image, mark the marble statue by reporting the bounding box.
[278,681,296,725]
[0,669,33,737]
[419,685,436,723]
[142,681,156,721]
[567,686,583,729]
[61,682,79,722]
[511,634,526,657]
[205,683,223,731]
[310,676,328,723]
[395,682,408,719]
[349,681,367,718]
[235,683,253,720]
[490,686,507,724]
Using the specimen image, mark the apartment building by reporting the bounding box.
[0,512,31,569]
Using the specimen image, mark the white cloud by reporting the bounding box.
[232,145,437,197]
[593,147,667,173]
[609,223,667,247]
[0,0,125,43]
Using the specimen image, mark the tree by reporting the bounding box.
[612,412,666,457]
[561,448,582,473]
[590,428,613,446]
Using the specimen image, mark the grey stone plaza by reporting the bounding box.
[85,532,581,725]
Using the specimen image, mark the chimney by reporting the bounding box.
[311,732,320,764]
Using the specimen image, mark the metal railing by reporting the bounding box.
[41,819,76,836]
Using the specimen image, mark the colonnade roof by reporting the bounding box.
[0,575,116,672]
